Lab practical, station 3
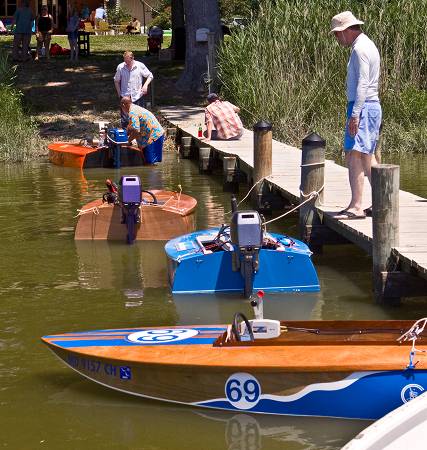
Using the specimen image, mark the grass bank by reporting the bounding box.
[0,51,45,161]
[218,0,427,156]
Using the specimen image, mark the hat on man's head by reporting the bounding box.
[207,93,219,102]
[330,11,364,33]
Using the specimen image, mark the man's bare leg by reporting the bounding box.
[344,150,365,215]
[364,153,377,185]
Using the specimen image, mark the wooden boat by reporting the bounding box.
[342,391,427,449]
[48,142,145,169]
[75,189,197,241]
[41,304,427,419]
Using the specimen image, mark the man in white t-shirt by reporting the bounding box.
[114,51,153,127]
[331,11,382,220]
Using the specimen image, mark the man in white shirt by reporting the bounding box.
[113,51,153,127]
[331,11,382,220]
[95,4,106,27]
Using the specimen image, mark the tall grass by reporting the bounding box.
[218,0,427,155]
[0,50,44,162]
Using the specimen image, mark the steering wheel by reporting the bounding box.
[231,312,254,342]
[141,190,158,204]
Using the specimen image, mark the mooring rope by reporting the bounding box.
[398,318,427,368]
[74,203,112,218]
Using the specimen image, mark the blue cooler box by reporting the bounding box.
[120,176,141,204]
[108,128,128,144]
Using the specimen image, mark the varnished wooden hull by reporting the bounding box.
[74,191,197,240]
[48,142,145,169]
[42,321,427,419]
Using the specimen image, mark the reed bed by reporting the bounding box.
[218,0,427,155]
[0,51,44,162]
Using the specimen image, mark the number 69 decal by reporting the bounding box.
[127,329,198,344]
[225,373,261,409]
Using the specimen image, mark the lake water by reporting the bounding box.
[1,150,427,449]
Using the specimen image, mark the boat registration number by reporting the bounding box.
[67,354,132,380]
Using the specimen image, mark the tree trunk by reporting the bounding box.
[171,0,185,56]
[176,0,221,92]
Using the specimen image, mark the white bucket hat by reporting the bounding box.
[330,11,364,33]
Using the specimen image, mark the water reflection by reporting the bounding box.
[75,240,168,291]
[42,375,367,450]
[197,410,367,450]
[174,292,320,324]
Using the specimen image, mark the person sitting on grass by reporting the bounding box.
[120,96,164,165]
[126,17,141,34]
[201,93,244,141]
[66,9,80,62]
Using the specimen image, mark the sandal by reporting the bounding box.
[333,210,366,220]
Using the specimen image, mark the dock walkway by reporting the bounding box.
[161,106,427,284]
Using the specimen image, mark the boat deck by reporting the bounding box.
[43,321,427,371]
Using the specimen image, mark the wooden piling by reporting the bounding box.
[223,156,238,192]
[199,146,212,173]
[372,164,400,303]
[299,132,326,249]
[180,136,192,158]
[252,121,272,209]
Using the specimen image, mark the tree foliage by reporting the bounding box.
[106,3,131,25]
[150,0,172,29]
[219,0,259,21]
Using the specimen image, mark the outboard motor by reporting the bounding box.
[230,210,263,298]
[107,128,129,169]
[119,175,142,244]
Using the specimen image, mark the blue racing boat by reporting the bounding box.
[41,295,427,420]
[165,206,319,297]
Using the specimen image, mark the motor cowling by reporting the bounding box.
[230,210,263,298]
[119,176,142,245]
[119,176,142,205]
[230,211,263,249]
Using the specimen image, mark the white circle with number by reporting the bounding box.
[127,328,198,344]
[225,373,261,410]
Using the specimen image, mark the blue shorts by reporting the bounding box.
[344,101,382,154]
[144,134,164,164]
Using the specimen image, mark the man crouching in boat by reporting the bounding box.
[120,96,164,164]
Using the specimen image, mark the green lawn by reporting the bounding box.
[0,34,172,57]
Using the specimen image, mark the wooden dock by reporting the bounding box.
[161,106,427,300]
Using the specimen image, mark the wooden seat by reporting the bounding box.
[83,22,96,34]
[97,20,111,35]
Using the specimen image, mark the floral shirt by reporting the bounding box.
[129,104,164,148]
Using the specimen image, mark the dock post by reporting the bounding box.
[252,120,272,210]
[180,136,192,158]
[223,156,239,192]
[299,132,325,250]
[372,164,400,303]
[199,146,212,174]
